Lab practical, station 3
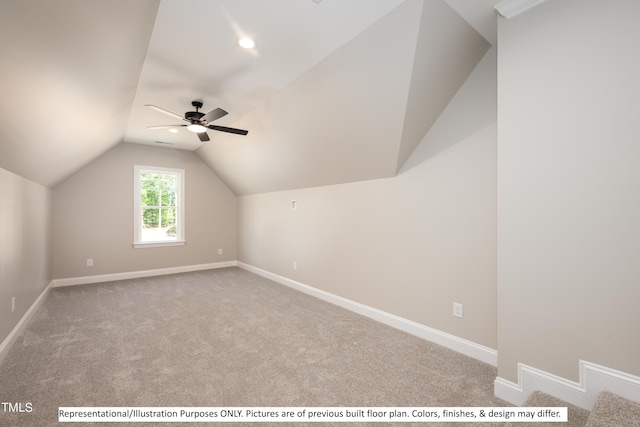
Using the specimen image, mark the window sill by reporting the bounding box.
[133,240,185,249]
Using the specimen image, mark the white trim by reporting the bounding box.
[133,240,185,249]
[0,281,53,364]
[52,261,237,288]
[133,165,185,246]
[237,262,497,366]
[494,0,549,19]
[494,360,640,410]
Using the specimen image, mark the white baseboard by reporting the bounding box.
[0,281,53,364]
[237,262,497,367]
[12,262,639,412]
[495,360,640,410]
[51,261,238,288]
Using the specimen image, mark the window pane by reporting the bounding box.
[141,208,177,242]
[135,166,183,246]
[163,208,177,238]
[141,173,159,206]
[161,208,176,228]
[142,208,159,228]
[141,188,159,207]
[160,175,177,207]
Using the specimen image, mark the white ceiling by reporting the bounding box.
[126,0,405,151]
[0,0,499,192]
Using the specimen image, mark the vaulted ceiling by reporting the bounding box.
[0,0,496,194]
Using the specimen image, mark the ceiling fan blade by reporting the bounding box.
[197,131,210,142]
[207,125,249,136]
[145,104,185,121]
[201,107,228,123]
[147,124,187,130]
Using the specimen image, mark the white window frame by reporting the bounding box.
[133,165,185,248]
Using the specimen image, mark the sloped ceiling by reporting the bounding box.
[197,0,489,194]
[0,0,494,193]
[0,0,159,187]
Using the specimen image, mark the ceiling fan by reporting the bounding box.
[145,101,248,142]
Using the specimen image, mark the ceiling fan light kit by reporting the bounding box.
[187,124,206,133]
[146,100,248,142]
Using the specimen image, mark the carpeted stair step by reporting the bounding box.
[505,391,589,427]
[584,391,640,427]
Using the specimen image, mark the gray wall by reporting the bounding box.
[497,0,640,382]
[52,143,237,279]
[238,48,497,349]
[0,167,52,343]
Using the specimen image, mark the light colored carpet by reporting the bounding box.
[505,391,589,427]
[2,267,513,426]
[585,391,640,427]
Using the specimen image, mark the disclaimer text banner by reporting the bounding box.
[59,406,567,423]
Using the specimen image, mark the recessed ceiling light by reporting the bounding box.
[168,128,178,133]
[238,37,256,49]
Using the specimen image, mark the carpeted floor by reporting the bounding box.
[1,267,515,425]
[585,392,640,427]
[506,391,589,427]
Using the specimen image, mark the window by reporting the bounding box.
[134,165,185,248]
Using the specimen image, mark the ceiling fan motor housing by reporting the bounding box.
[185,111,204,122]
[185,100,205,122]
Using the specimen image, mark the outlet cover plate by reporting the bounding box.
[453,302,463,318]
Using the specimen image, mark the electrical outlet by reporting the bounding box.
[453,302,463,318]
[12,297,15,313]
[86,258,93,267]
[291,200,297,209]
[218,248,223,255]
[293,261,297,270]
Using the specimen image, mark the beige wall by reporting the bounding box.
[52,143,237,279]
[239,48,497,349]
[0,167,52,344]
[497,0,640,382]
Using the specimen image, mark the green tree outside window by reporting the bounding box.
[140,172,177,230]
